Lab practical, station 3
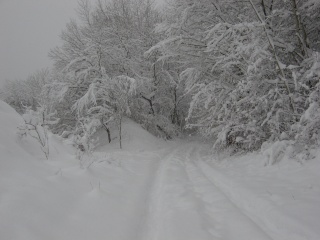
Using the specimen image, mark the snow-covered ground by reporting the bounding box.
[1,100,319,240]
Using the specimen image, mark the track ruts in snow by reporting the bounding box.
[139,146,214,240]
[184,146,272,240]
[195,148,319,240]
[138,143,316,240]
[139,145,271,240]
[139,147,180,240]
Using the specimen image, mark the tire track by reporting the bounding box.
[140,143,305,240]
[193,147,318,240]
[184,145,273,240]
[139,147,181,240]
[139,145,214,240]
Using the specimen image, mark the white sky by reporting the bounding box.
[0,0,80,86]
[0,0,165,87]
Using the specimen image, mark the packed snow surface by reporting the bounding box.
[0,100,320,240]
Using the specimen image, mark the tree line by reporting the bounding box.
[1,0,319,161]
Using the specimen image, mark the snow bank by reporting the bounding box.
[0,101,79,239]
[0,100,29,157]
[0,101,166,240]
[95,118,167,152]
[120,119,167,151]
[200,150,320,240]
[0,100,51,180]
[0,100,74,160]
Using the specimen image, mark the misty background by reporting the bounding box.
[0,0,88,86]
[0,0,165,87]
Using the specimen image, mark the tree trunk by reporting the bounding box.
[101,121,112,143]
[119,116,122,149]
[172,88,179,125]
[106,128,111,143]
[291,0,309,57]
[140,94,155,115]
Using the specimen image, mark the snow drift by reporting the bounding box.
[0,100,166,240]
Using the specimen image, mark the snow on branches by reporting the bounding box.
[73,74,137,149]
[18,106,59,159]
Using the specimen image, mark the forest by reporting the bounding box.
[1,0,320,162]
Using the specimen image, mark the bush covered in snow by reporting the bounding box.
[18,106,59,159]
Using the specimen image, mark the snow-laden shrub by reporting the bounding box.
[287,53,320,157]
[72,118,100,160]
[262,140,295,165]
[297,100,320,146]
[260,53,320,164]
[18,106,59,159]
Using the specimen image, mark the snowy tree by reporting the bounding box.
[2,0,319,160]
[48,0,166,138]
[73,73,137,149]
[292,52,320,150]
[1,69,50,114]
[147,0,320,153]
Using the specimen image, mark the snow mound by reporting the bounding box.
[0,100,73,160]
[0,100,38,160]
[0,100,23,144]
[96,118,167,152]
[0,101,167,240]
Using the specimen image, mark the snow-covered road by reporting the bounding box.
[137,142,319,240]
[139,144,272,240]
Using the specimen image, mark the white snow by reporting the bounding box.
[1,100,320,240]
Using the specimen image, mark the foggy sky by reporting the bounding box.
[0,0,165,87]
[0,0,85,86]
